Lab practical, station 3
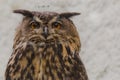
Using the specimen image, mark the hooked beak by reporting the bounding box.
[42,27,48,39]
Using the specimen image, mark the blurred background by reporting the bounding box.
[0,0,120,80]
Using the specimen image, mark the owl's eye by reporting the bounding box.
[30,21,40,29]
[52,22,61,29]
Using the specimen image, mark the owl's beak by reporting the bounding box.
[42,27,48,38]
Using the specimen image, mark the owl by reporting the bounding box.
[5,9,88,80]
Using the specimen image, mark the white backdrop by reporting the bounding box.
[0,0,120,80]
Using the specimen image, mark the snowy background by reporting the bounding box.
[0,0,120,80]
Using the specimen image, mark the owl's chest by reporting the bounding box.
[23,43,68,79]
[26,43,74,80]
[7,43,64,79]
[6,42,85,80]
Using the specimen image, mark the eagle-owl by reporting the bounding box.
[5,9,88,80]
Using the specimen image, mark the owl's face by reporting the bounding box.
[14,10,80,44]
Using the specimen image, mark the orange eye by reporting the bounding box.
[30,21,40,29]
[31,24,35,29]
[52,22,61,29]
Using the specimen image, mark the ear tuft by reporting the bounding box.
[60,12,80,18]
[13,9,33,17]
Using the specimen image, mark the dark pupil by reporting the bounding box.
[31,22,40,28]
[53,22,59,27]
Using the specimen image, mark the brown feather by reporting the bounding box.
[13,9,33,17]
[60,12,80,18]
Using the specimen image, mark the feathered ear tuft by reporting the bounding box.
[13,9,33,17]
[60,12,80,18]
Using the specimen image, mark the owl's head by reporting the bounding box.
[14,9,80,45]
